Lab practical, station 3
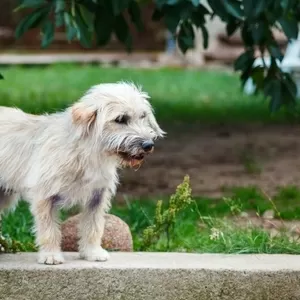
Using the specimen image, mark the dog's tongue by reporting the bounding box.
[130,158,142,168]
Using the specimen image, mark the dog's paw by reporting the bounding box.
[38,252,65,265]
[80,246,110,262]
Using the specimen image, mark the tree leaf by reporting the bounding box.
[163,1,194,34]
[178,21,195,53]
[223,0,243,19]
[164,11,181,33]
[279,17,299,39]
[191,4,211,27]
[250,66,265,90]
[283,73,297,98]
[207,0,229,21]
[190,0,200,7]
[55,0,65,27]
[66,25,77,42]
[55,11,64,27]
[94,7,114,46]
[243,0,266,18]
[64,12,77,42]
[112,0,131,16]
[200,24,209,49]
[74,4,92,48]
[264,79,282,111]
[280,0,291,12]
[152,9,164,21]
[241,23,254,46]
[198,3,211,15]
[253,0,267,17]
[114,14,132,51]
[234,50,255,71]
[226,18,240,36]
[268,44,283,61]
[242,0,254,18]
[78,0,97,12]
[166,0,179,5]
[20,0,45,5]
[155,0,166,9]
[15,5,50,39]
[15,0,46,10]
[128,1,144,32]
[270,84,282,111]
[78,4,94,31]
[251,21,268,44]
[41,20,54,48]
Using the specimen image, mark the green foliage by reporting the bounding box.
[0,213,35,253]
[14,0,144,52]
[141,175,193,250]
[0,235,36,253]
[8,0,300,112]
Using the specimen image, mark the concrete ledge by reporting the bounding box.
[1,252,300,300]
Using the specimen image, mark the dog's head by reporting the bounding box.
[71,82,165,167]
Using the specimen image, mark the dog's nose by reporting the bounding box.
[142,140,154,152]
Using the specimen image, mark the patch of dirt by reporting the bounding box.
[196,209,300,242]
[117,123,300,200]
[228,210,300,241]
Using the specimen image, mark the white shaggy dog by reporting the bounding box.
[0,82,165,264]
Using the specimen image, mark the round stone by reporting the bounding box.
[61,214,133,252]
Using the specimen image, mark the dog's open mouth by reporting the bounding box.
[117,151,145,168]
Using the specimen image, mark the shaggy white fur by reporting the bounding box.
[0,82,165,264]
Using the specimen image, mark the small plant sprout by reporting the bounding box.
[142,175,193,250]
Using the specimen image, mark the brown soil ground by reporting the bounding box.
[117,123,300,200]
[226,210,300,241]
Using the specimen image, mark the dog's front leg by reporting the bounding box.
[78,188,111,262]
[31,198,64,265]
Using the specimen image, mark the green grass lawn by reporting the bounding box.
[0,64,299,123]
[3,185,300,254]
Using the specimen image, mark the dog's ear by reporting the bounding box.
[148,112,166,138]
[71,103,97,134]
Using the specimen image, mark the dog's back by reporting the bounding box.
[0,106,44,126]
[0,106,45,194]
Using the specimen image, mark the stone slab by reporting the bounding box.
[0,252,300,300]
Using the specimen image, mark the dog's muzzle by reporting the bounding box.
[118,139,154,168]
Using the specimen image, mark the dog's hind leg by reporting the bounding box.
[0,188,20,212]
[30,198,64,265]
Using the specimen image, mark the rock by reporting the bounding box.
[239,211,249,218]
[61,214,133,252]
[262,210,275,220]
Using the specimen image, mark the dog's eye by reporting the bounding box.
[115,115,129,125]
